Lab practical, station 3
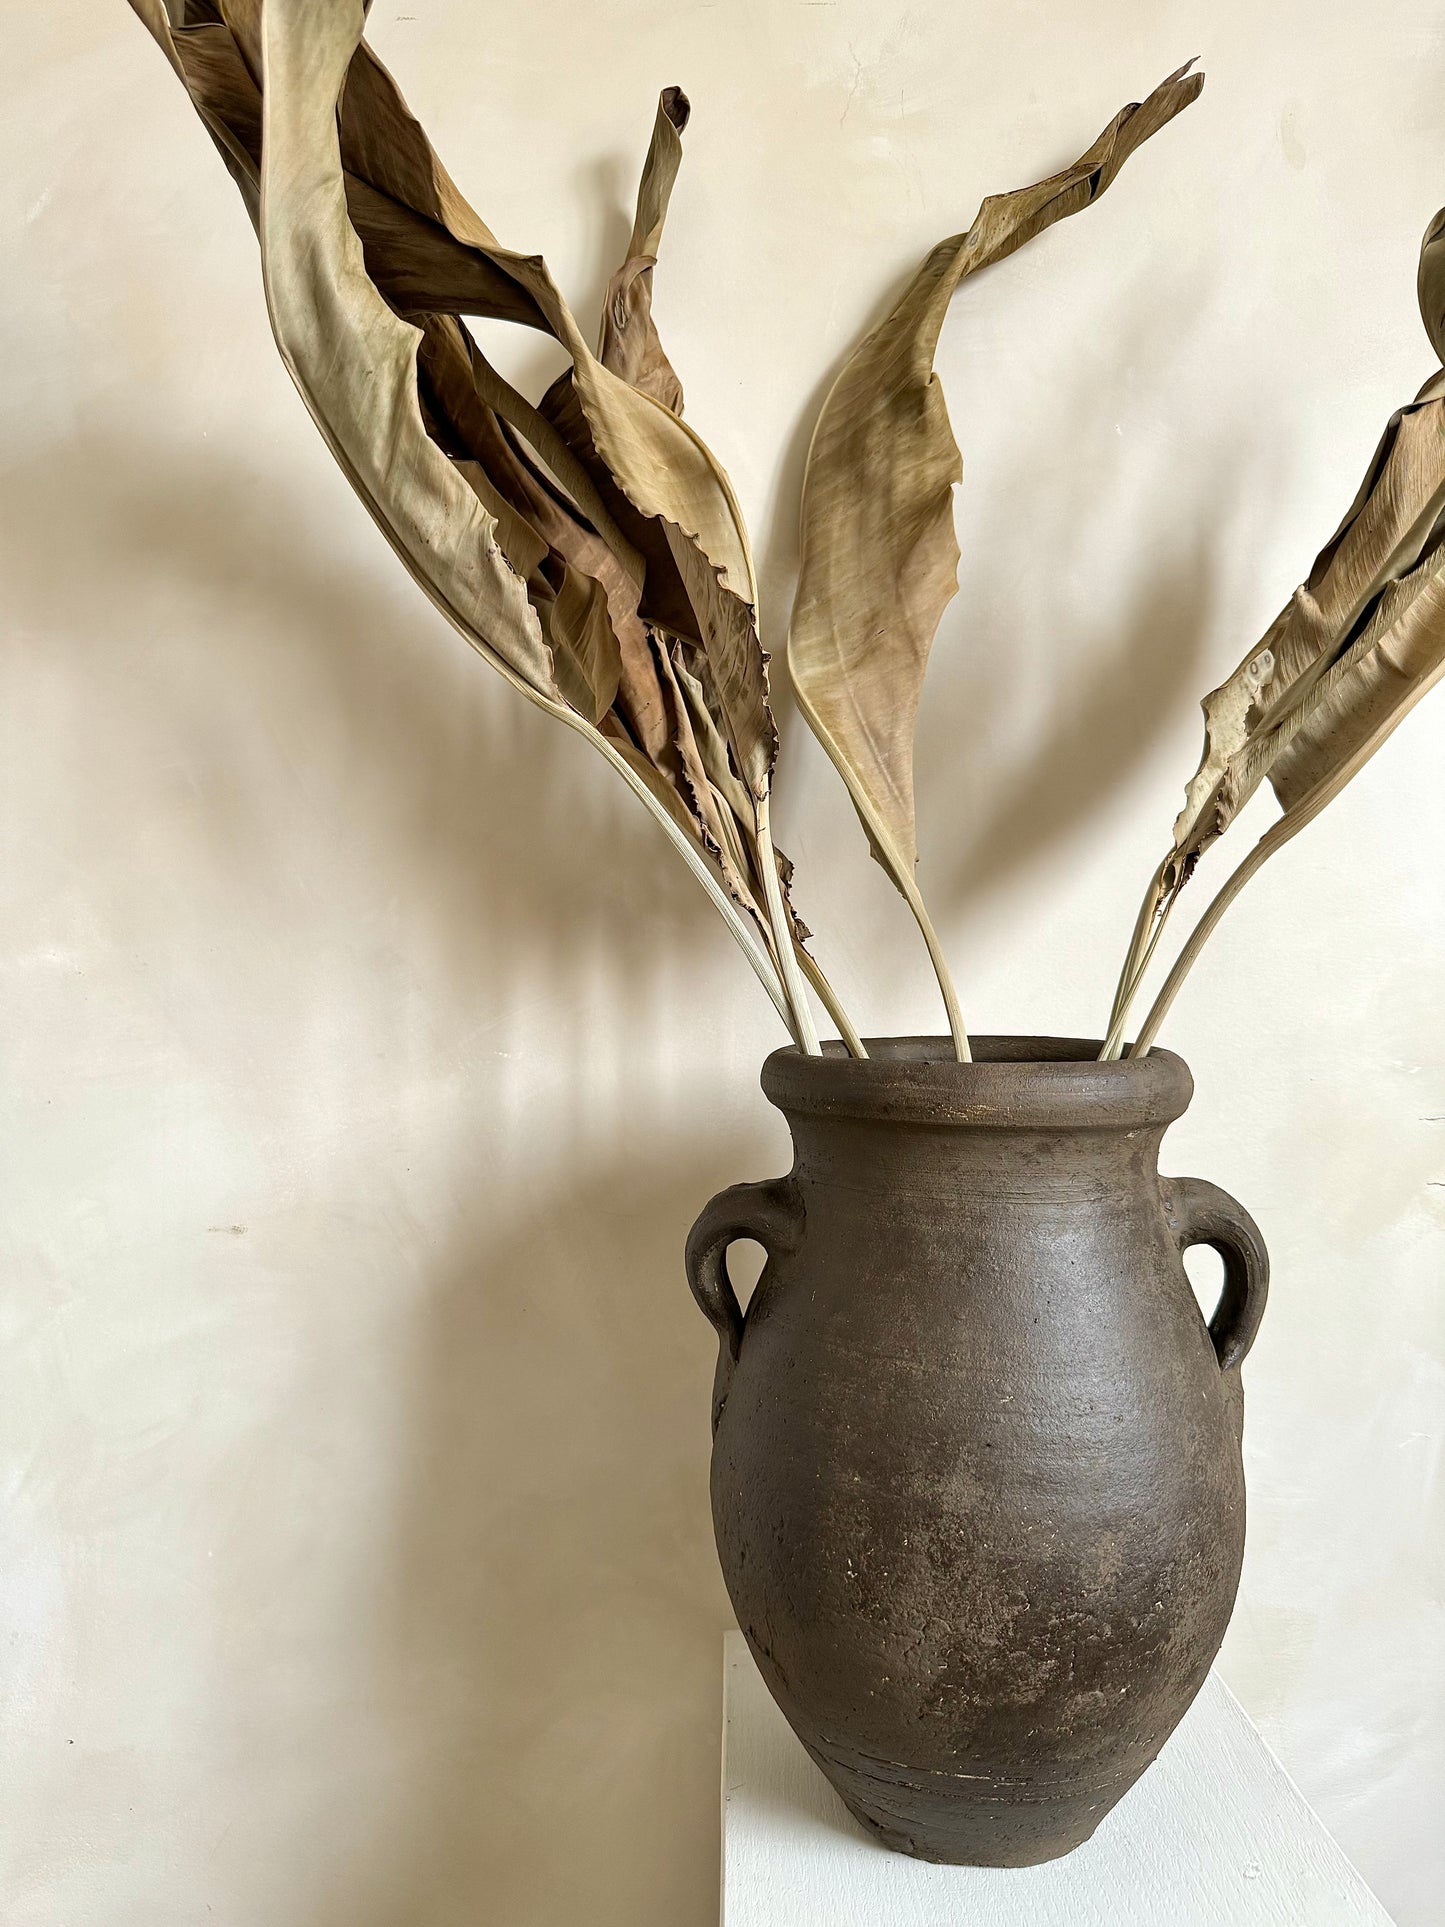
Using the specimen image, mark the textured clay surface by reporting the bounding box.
[686,1037,1269,1866]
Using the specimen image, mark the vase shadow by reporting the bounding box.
[307,1144,744,1927]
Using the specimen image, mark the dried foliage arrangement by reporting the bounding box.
[127,4,1445,1061]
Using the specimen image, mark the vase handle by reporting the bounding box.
[1161,1176,1270,1373]
[685,1177,802,1432]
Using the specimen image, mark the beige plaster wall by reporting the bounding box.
[3,2,1442,1921]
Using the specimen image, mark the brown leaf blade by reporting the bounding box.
[138,0,766,804]
[1125,553,1445,1059]
[1112,199,1445,1056]
[598,87,691,412]
[126,0,834,1049]
[1172,383,1445,873]
[1418,204,1445,364]
[256,0,561,706]
[304,30,778,810]
[1269,551,1445,813]
[788,63,1202,892]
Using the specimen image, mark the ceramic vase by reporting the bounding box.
[686,1037,1268,1866]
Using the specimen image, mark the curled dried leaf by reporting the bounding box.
[1112,199,1445,1057]
[599,88,691,411]
[789,62,1202,1058]
[258,0,560,704]
[1269,548,1445,812]
[791,60,1201,883]
[1172,379,1445,875]
[128,0,807,1037]
[1418,204,1445,365]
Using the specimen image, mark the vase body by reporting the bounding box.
[686,1037,1268,1867]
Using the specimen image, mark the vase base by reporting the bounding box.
[721,1632,1395,1923]
[834,1781,1109,1868]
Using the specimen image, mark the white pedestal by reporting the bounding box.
[721,1632,1394,1926]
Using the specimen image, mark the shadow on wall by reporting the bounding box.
[921,284,1232,914]
[321,1146,737,1927]
[928,523,1220,913]
[1,433,751,1927]
[0,429,726,1049]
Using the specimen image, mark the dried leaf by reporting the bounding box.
[665,521,774,795]
[1172,378,1445,872]
[139,5,765,803]
[1269,547,1445,811]
[788,63,1202,892]
[1114,201,1445,1057]
[531,558,623,724]
[257,0,560,705]
[599,87,691,412]
[129,3,546,327]
[537,371,702,637]
[596,714,778,973]
[312,22,775,803]
[298,13,776,805]
[1163,207,1445,884]
[653,637,760,911]
[124,0,846,1052]
[414,315,626,727]
[1126,549,1445,1059]
[451,458,548,580]
[1418,204,1445,364]
[138,4,262,221]
[485,411,676,764]
[669,638,755,837]
[662,637,812,948]
[536,357,776,807]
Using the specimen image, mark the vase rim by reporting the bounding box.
[760,1034,1193,1130]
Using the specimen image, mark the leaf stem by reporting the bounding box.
[795,943,868,1057]
[756,796,821,1054]
[1105,859,1170,1038]
[1099,869,1181,1061]
[899,869,971,1062]
[1128,696,1425,1057]
[790,688,969,1060]
[1128,838,1275,1057]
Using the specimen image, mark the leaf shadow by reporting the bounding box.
[302,1140,747,1927]
[923,523,1221,911]
[0,424,772,1925]
[0,428,743,1053]
[900,261,1234,923]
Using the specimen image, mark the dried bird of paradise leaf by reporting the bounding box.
[1124,514,1445,1057]
[789,61,1203,1061]
[127,0,833,1049]
[1167,374,1445,872]
[1104,206,1445,1057]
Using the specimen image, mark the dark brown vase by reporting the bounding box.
[686,1036,1268,1867]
